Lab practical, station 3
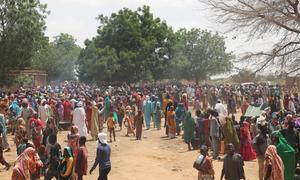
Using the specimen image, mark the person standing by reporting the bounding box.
[223,117,240,152]
[76,136,88,180]
[124,111,135,137]
[20,99,35,138]
[90,101,99,141]
[167,106,176,139]
[195,110,205,147]
[134,110,144,140]
[67,125,80,168]
[143,96,153,130]
[152,97,161,130]
[0,113,10,151]
[175,103,186,136]
[90,133,111,180]
[73,102,88,137]
[264,145,284,180]
[240,98,249,116]
[220,143,245,180]
[193,145,214,180]
[107,113,116,143]
[239,121,256,161]
[183,112,195,151]
[0,129,11,171]
[215,99,227,117]
[58,147,75,180]
[210,110,220,160]
[253,124,269,180]
[271,131,295,180]
[45,134,61,180]
[38,99,50,125]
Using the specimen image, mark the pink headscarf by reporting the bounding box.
[264,145,284,180]
[13,147,43,179]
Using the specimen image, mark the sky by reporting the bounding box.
[40,0,275,61]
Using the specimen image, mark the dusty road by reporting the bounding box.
[0,122,259,180]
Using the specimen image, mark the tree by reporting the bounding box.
[174,28,233,84]
[231,69,256,83]
[0,0,49,85]
[78,6,174,83]
[32,33,81,82]
[77,40,120,83]
[203,0,300,75]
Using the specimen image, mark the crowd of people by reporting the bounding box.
[0,81,299,180]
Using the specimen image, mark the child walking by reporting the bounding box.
[107,113,116,143]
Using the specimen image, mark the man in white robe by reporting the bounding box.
[73,101,88,137]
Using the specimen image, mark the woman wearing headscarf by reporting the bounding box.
[104,95,111,121]
[271,131,295,180]
[175,103,186,136]
[0,113,10,151]
[167,106,176,139]
[12,147,43,180]
[264,145,284,180]
[20,99,35,138]
[58,146,74,180]
[143,95,153,130]
[67,125,80,168]
[90,101,99,140]
[124,111,135,137]
[223,117,240,152]
[239,121,256,161]
[14,118,27,149]
[9,100,21,135]
[183,112,195,151]
[152,96,161,130]
[85,100,93,132]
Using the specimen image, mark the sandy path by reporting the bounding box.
[0,122,259,180]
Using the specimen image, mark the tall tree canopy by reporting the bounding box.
[203,0,300,75]
[171,28,233,83]
[78,6,175,83]
[0,0,48,84]
[32,33,81,81]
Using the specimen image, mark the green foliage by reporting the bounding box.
[0,0,48,85]
[231,69,256,83]
[78,6,174,83]
[172,28,233,84]
[32,33,81,81]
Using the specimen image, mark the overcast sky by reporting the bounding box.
[40,0,275,57]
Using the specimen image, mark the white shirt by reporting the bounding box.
[73,107,88,137]
[215,103,227,116]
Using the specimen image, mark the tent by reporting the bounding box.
[244,104,263,117]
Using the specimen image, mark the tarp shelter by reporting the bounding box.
[244,104,263,117]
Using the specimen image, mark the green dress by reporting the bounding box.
[271,131,295,180]
[223,118,240,151]
[183,112,195,143]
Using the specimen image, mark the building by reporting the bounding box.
[9,69,47,87]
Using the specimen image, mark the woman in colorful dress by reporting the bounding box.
[223,117,240,152]
[67,126,80,169]
[12,147,43,180]
[124,111,135,137]
[58,146,74,180]
[264,145,284,180]
[14,118,27,149]
[167,106,176,139]
[239,121,256,161]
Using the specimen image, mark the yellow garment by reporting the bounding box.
[61,157,74,177]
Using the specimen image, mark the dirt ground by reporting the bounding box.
[0,119,259,180]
